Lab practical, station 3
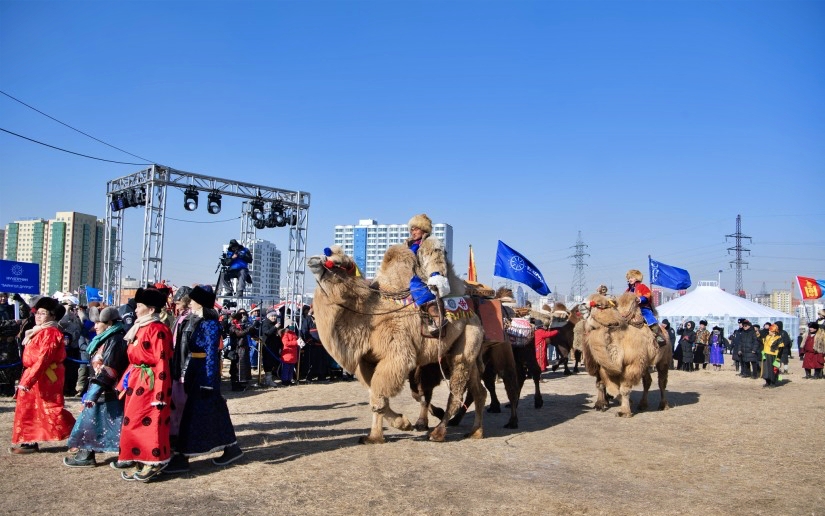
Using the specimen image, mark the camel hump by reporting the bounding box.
[373,244,417,292]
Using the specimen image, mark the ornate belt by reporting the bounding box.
[189,352,207,358]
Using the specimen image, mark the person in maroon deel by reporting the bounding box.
[625,269,667,347]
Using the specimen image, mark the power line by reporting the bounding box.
[0,127,152,166]
[0,89,156,163]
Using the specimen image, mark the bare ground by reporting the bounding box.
[0,358,823,516]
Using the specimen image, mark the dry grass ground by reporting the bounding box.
[0,358,822,516]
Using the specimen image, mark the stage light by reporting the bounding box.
[250,196,265,221]
[207,190,222,214]
[183,187,199,211]
[254,218,266,230]
[133,187,147,206]
[116,193,129,211]
[110,194,122,212]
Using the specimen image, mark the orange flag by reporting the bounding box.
[468,245,477,282]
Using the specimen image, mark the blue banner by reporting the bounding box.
[493,241,550,295]
[649,257,692,290]
[86,286,103,303]
[0,259,40,295]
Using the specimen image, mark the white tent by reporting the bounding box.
[657,281,800,345]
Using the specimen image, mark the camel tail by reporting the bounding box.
[585,327,623,375]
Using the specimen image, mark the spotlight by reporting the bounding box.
[254,218,266,230]
[110,193,122,212]
[207,189,222,214]
[116,193,129,211]
[133,187,147,206]
[250,196,265,221]
[183,187,199,211]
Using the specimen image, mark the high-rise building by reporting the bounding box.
[3,212,105,295]
[224,238,282,307]
[769,289,792,314]
[333,218,453,279]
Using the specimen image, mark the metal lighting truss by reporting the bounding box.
[103,164,310,312]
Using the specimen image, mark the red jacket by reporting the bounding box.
[281,330,299,364]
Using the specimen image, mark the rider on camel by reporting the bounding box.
[406,214,451,337]
[625,269,667,347]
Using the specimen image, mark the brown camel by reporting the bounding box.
[308,246,486,443]
[580,292,672,417]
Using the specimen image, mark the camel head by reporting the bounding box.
[308,245,359,284]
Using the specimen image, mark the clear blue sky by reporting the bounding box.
[1,0,823,298]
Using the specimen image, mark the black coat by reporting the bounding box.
[677,322,696,363]
[736,327,761,363]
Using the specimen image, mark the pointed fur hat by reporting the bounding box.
[408,213,433,234]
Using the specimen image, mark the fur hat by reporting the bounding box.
[408,213,433,234]
[173,286,193,303]
[625,269,643,282]
[34,297,66,321]
[809,322,819,329]
[189,285,216,308]
[699,320,708,326]
[99,307,122,324]
[135,288,167,310]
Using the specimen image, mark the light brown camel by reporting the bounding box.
[308,246,486,443]
[580,292,672,417]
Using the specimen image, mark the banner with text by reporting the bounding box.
[0,259,40,295]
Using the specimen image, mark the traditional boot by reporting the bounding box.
[425,301,447,337]
[264,372,274,387]
[649,324,667,347]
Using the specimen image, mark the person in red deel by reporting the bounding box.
[625,269,667,347]
[9,297,76,454]
[116,288,173,482]
[533,320,558,372]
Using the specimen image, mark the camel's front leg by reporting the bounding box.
[657,363,671,410]
[430,360,469,442]
[593,369,609,411]
[616,383,633,418]
[464,363,486,439]
[637,369,652,412]
[361,393,388,444]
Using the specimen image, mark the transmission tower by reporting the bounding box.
[569,231,589,301]
[725,214,751,298]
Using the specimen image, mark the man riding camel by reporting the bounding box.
[406,214,451,336]
[625,269,667,347]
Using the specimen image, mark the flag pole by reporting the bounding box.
[648,255,652,288]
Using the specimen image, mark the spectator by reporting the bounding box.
[708,326,727,372]
[169,286,193,449]
[74,304,97,396]
[532,319,558,372]
[279,323,300,386]
[226,309,252,392]
[774,321,792,375]
[676,321,696,371]
[661,319,676,368]
[260,311,283,387]
[164,285,243,474]
[760,324,783,387]
[117,298,137,333]
[247,306,260,370]
[9,297,75,454]
[117,288,173,482]
[736,320,761,379]
[800,322,823,379]
[301,305,330,382]
[730,319,746,373]
[0,292,30,321]
[63,307,129,467]
[58,301,84,397]
[694,320,710,371]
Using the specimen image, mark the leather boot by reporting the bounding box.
[650,324,667,347]
[426,301,447,337]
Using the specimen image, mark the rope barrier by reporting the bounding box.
[0,361,21,369]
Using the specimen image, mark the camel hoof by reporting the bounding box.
[563,369,573,376]
[393,417,413,432]
[487,404,501,414]
[616,411,633,418]
[534,396,543,409]
[503,419,518,429]
[358,435,386,445]
[413,421,429,432]
[637,402,648,412]
[428,427,447,442]
[465,428,484,439]
[594,403,608,412]
[658,401,671,411]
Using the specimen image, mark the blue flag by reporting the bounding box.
[494,241,551,295]
[86,286,103,303]
[649,257,691,290]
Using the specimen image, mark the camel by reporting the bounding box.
[580,292,672,417]
[308,245,486,443]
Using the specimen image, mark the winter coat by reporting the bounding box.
[801,333,824,369]
[775,321,792,363]
[736,326,761,363]
[280,329,299,365]
[677,322,696,363]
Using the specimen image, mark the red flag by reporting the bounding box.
[468,245,477,282]
[796,276,825,299]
